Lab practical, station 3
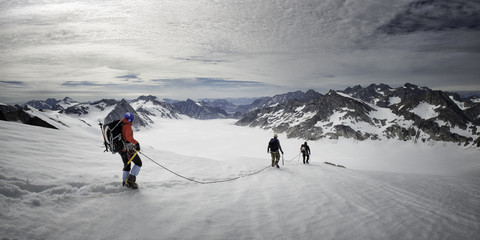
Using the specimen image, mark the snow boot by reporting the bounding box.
[275,161,280,168]
[125,174,138,189]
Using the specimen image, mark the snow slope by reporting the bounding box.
[1,119,480,240]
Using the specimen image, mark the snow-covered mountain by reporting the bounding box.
[173,99,230,120]
[236,89,322,113]
[200,99,238,114]
[4,83,480,147]
[104,99,148,130]
[236,83,480,147]
[24,97,78,111]
[62,99,117,116]
[200,97,259,107]
[130,95,182,122]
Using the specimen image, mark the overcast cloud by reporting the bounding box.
[1,0,479,104]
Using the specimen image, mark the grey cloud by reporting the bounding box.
[62,81,104,87]
[151,78,272,89]
[0,80,24,85]
[116,74,139,79]
[0,0,479,104]
[378,0,480,35]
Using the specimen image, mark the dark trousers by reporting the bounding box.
[120,150,142,171]
[302,153,310,164]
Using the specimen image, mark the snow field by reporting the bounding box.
[1,119,480,239]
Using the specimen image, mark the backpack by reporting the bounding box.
[101,120,125,153]
[301,146,306,152]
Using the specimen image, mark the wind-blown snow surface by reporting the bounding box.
[1,119,480,240]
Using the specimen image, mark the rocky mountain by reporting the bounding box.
[173,99,229,120]
[9,84,480,147]
[200,99,238,114]
[18,96,183,129]
[193,90,322,118]
[62,99,118,116]
[24,97,78,111]
[237,89,322,113]
[104,99,148,130]
[236,84,480,147]
[130,95,182,123]
[0,104,57,129]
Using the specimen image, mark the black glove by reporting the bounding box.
[135,142,140,151]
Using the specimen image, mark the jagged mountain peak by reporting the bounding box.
[8,84,480,147]
[91,99,118,106]
[236,85,480,147]
[131,95,181,121]
[104,99,147,130]
[173,99,229,120]
[243,89,322,112]
[62,97,74,102]
[45,98,59,106]
[134,95,159,103]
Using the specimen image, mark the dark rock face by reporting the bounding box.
[384,125,417,141]
[465,104,480,125]
[173,99,229,119]
[24,99,57,110]
[0,105,57,129]
[63,105,90,115]
[343,83,395,107]
[104,99,147,130]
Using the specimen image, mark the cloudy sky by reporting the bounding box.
[1,0,479,104]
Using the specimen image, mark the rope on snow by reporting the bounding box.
[139,151,272,184]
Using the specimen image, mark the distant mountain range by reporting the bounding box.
[237,83,480,147]
[1,83,479,147]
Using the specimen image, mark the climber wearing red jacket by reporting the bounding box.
[120,112,142,189]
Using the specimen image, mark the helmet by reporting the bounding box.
[273,133,278,138]
[124,112,134,122]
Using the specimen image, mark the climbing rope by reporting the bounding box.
[284,152,301,163]
[139,151,271,184]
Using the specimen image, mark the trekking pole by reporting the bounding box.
[99,122,108,152]
[282,154,284,166]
